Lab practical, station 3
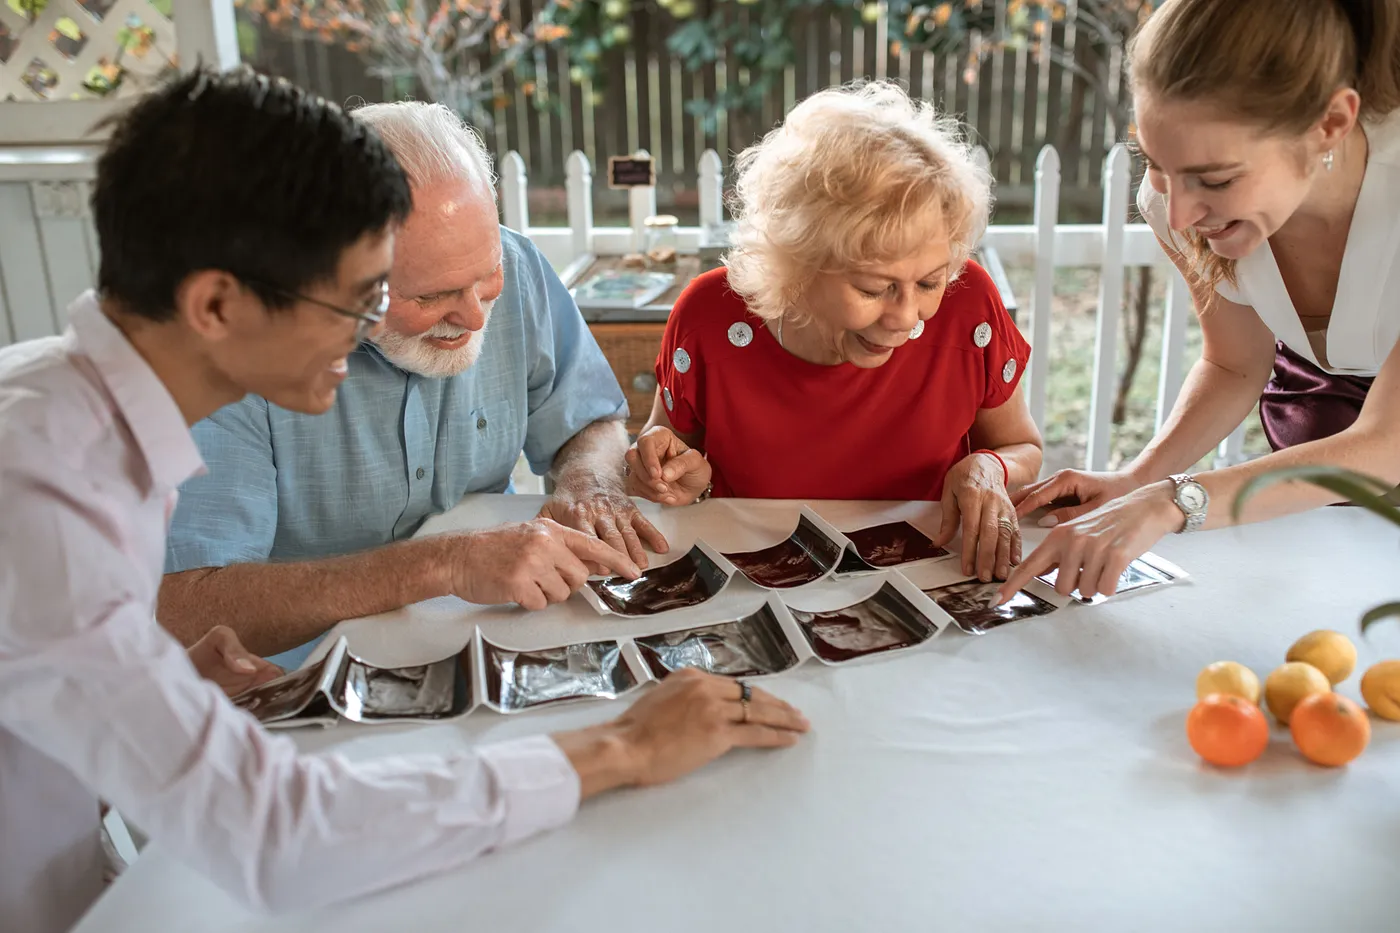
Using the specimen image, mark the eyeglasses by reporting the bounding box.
[247,279,390,342]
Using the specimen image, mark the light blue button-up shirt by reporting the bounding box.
[166,228,627,668]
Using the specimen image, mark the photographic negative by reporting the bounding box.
[587,545,730,615]
[231,653,335,725]
[483,639,636,712]
[636,603,800,679]
[838,520,949,572]
[335,651,471,722]
[1037,554,1178,605]
[723,515,843,588]
[924,579,1057,635]
[790,582,939,662]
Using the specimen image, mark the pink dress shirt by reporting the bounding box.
[0,293,581,933]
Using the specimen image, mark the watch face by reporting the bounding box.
[1178,483,1207,511]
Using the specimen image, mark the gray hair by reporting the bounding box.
[352,100,496,197]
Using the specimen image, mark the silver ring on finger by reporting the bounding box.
[737,679,752,722]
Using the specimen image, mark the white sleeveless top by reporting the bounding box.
[1137,110,1400,377]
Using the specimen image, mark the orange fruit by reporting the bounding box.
[1195,661,1261,704]
[1186,694,1270,768]
[1286,630,1357,685]
[1289,693,1371,767]
[1360,660,1400,721]
[1264,662,1331,725]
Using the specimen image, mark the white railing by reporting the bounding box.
[0,141,1249,471]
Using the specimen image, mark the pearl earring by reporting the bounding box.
[1323,149,1335,172]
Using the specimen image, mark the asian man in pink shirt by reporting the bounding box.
[0,67,808,933]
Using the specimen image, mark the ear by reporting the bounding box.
[173,271,252,343]
[1316,87,1362,152]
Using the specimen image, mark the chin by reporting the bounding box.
[1203,224,1265,262]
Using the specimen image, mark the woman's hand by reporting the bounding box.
[1012,468,1143,527]
[624,426,712,506]
[997,481,1184,604]
[187,625,284,698]
[934,453,1022,582]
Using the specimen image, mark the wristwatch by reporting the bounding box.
[1168,473,1210,534]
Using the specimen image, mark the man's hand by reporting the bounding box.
[552,668,810,799]
[437,518,642,610]
[187,625,284,698]
[539,481,670,569]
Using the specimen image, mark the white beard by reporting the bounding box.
[372,299,493,378]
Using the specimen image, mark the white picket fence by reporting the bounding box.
[0,141,1249,471]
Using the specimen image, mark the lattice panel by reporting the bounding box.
[0,0,177,102]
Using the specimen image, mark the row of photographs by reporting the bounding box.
[232,538,1187,728]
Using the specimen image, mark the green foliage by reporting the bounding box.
[1234,466,1400,636]
[535,0,1161,130]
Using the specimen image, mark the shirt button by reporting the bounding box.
[477,417,488,430]
[416,467,426,480]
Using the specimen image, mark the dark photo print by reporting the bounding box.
[924,580,1057,635]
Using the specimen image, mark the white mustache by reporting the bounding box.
[426,322,469,340]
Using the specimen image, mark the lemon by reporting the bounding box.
[1195,661,1261,704]
[1361,660,1400,722]
[1265,662,1331,725]
[1286,630,1357,685]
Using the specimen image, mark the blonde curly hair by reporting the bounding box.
[724,81,992,322]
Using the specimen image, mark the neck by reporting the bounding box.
[101,299,244,426]
[768,314,844,366]
[1290,125,1369,229]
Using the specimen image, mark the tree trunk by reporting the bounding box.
[1113,266,1153,425]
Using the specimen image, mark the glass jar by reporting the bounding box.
[643,214,680,266]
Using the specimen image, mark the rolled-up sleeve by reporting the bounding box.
[511,232,629,474]
[1,461,581,915]
[165,395,278,573]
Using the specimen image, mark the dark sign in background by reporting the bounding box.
[608,156,656,189]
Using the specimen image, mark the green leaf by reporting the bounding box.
[54,15,82,40]
[1233,465,1400,529]
[236,20,260,59]
[7,0,47,19]
[1361,602,1400,636]
[148,0,172,17]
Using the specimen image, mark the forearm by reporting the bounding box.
[1128,356,1269,484]
[983,442,1041,490]
[158,537,451,656]
[552,724,639,799]
[1193,423,1400,530]
[550,419,629,494]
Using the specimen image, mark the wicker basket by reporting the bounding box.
[588,322,667,436]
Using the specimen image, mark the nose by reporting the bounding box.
[446,294,488,333]
[1165,183,1208,232]
[882,287,922,334]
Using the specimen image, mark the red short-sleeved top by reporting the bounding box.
[655,261,1031,501]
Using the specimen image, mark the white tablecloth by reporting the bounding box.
[75,497,1400,932]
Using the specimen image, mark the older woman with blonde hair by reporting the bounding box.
[623,81,1043,583]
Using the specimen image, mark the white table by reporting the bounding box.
[76,497,1400,932]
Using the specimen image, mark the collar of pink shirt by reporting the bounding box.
[67,291,206,492]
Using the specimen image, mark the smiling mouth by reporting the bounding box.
[1196,220,1240,239]
[427,332,470,349]
[855,333,897,354]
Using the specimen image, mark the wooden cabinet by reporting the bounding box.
[588,322,666,436]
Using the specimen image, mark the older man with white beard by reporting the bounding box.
[160,101,668,668]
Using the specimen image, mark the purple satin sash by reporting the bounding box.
[1258,341,1373,452]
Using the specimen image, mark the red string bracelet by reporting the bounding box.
[972,448,1009,486]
